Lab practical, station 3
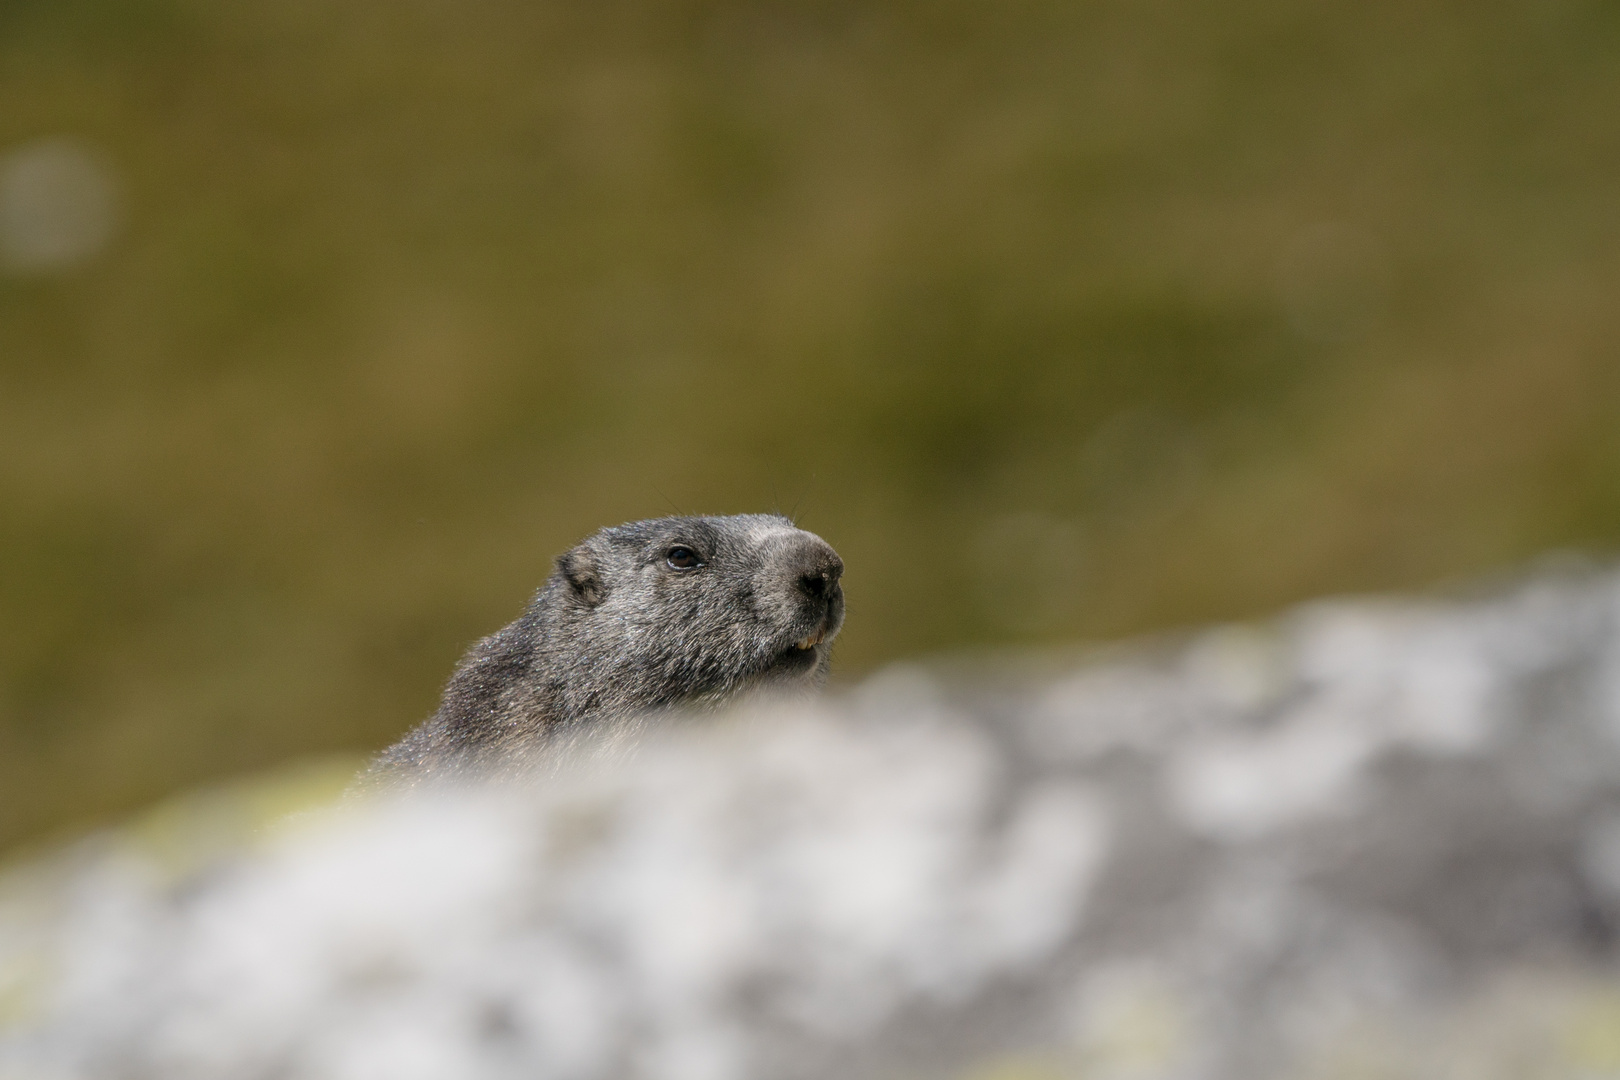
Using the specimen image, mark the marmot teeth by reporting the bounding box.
[795,628,824,650]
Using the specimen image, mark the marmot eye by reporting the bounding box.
[666,546,702,570]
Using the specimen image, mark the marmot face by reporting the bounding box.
[552,514,845,706]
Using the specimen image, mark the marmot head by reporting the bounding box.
[544,514,845,713]
[365,514,847,783]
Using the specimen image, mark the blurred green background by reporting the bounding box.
[4,0,1620,852]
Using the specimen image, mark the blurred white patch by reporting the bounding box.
[1167,592,1515,840]
[1292,602,1501,755]
[0,137,120,275]
[1589,579,1620,749]
[966,782,1110,973]
[1029,664,1193,761]
[850,662,947,719]
[1028,627,1286,767]
[1180,625,1290,716]
[1167,715,1376,841]
[633,1020,746,1080]
[1580,811,1620,899]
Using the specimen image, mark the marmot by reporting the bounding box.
[368,514,844,782]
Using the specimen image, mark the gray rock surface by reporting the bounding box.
[6,565,1620,1080]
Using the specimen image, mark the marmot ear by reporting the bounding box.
[557,546,605,607]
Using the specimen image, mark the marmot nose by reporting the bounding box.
[796,547,844,601]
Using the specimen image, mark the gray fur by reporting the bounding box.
[367,514,844,783]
